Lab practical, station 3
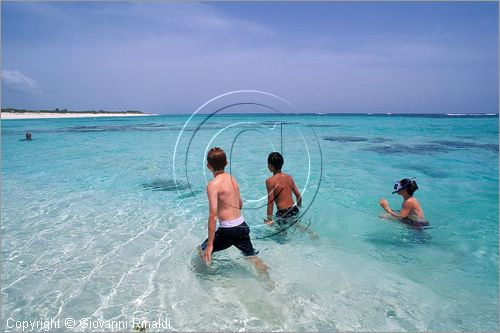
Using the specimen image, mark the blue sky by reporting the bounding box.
[1,1,498,114]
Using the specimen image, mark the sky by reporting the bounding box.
[1,1,498,114]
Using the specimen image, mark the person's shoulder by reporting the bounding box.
[410,197,421,205]
[228,173,240,185]
[284,173,295,183]
[405,197,419,206]
[207,178,218,190]
[266,175,275,183]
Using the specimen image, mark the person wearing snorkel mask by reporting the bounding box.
[379,178,429,228]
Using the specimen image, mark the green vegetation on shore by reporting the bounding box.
[1,108,145,114]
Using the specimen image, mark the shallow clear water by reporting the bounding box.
[1,114,498,331]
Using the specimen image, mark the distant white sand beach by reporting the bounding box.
[1,112,158,120]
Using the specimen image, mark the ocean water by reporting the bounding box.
[1,113,498,331]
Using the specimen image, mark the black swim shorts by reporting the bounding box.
[201,221,258,257]
[402,218,430,229]
[276,206,300,224]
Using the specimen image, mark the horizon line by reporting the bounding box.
[152,112,499,116]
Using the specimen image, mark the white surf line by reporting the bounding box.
[4,228,53,261]
[131,226,180,315]
[158,219,198,314]
[2,226,65,292]
[1,275,28,292]
[47,237,96,287]
[91,221,176,319]
[135,220,196,312]
[97,217,189,318]
[7,215,96,289]
[53,219,159,320]
[16,222,79,278]
[4,200,78,263]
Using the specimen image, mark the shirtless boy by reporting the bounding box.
[198,147,269,276]
[379,178,429,228]
[264,152,302,226]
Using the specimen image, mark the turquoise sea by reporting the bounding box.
[1,113,498,331]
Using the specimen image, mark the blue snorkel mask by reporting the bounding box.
[392,178,416,194]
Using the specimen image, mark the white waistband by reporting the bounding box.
[219,216,244,228]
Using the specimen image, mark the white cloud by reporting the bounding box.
[2,70,42,95]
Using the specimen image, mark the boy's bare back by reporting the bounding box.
[266,173,299,210]
[201,147,269,280]
[208,173,242,221]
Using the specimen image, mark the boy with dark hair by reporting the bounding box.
[379,178,429,228]
[198,147,269,277]
[264,152,302,226]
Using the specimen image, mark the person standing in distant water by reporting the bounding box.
[379,178,429,228]
[25,132,32,140]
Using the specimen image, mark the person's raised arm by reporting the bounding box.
[379,198,411,219]
[291,177,302,207]
[265,179,275,225]
[204,183,218,263]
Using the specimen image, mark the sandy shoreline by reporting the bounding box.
[1,112,158,120]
